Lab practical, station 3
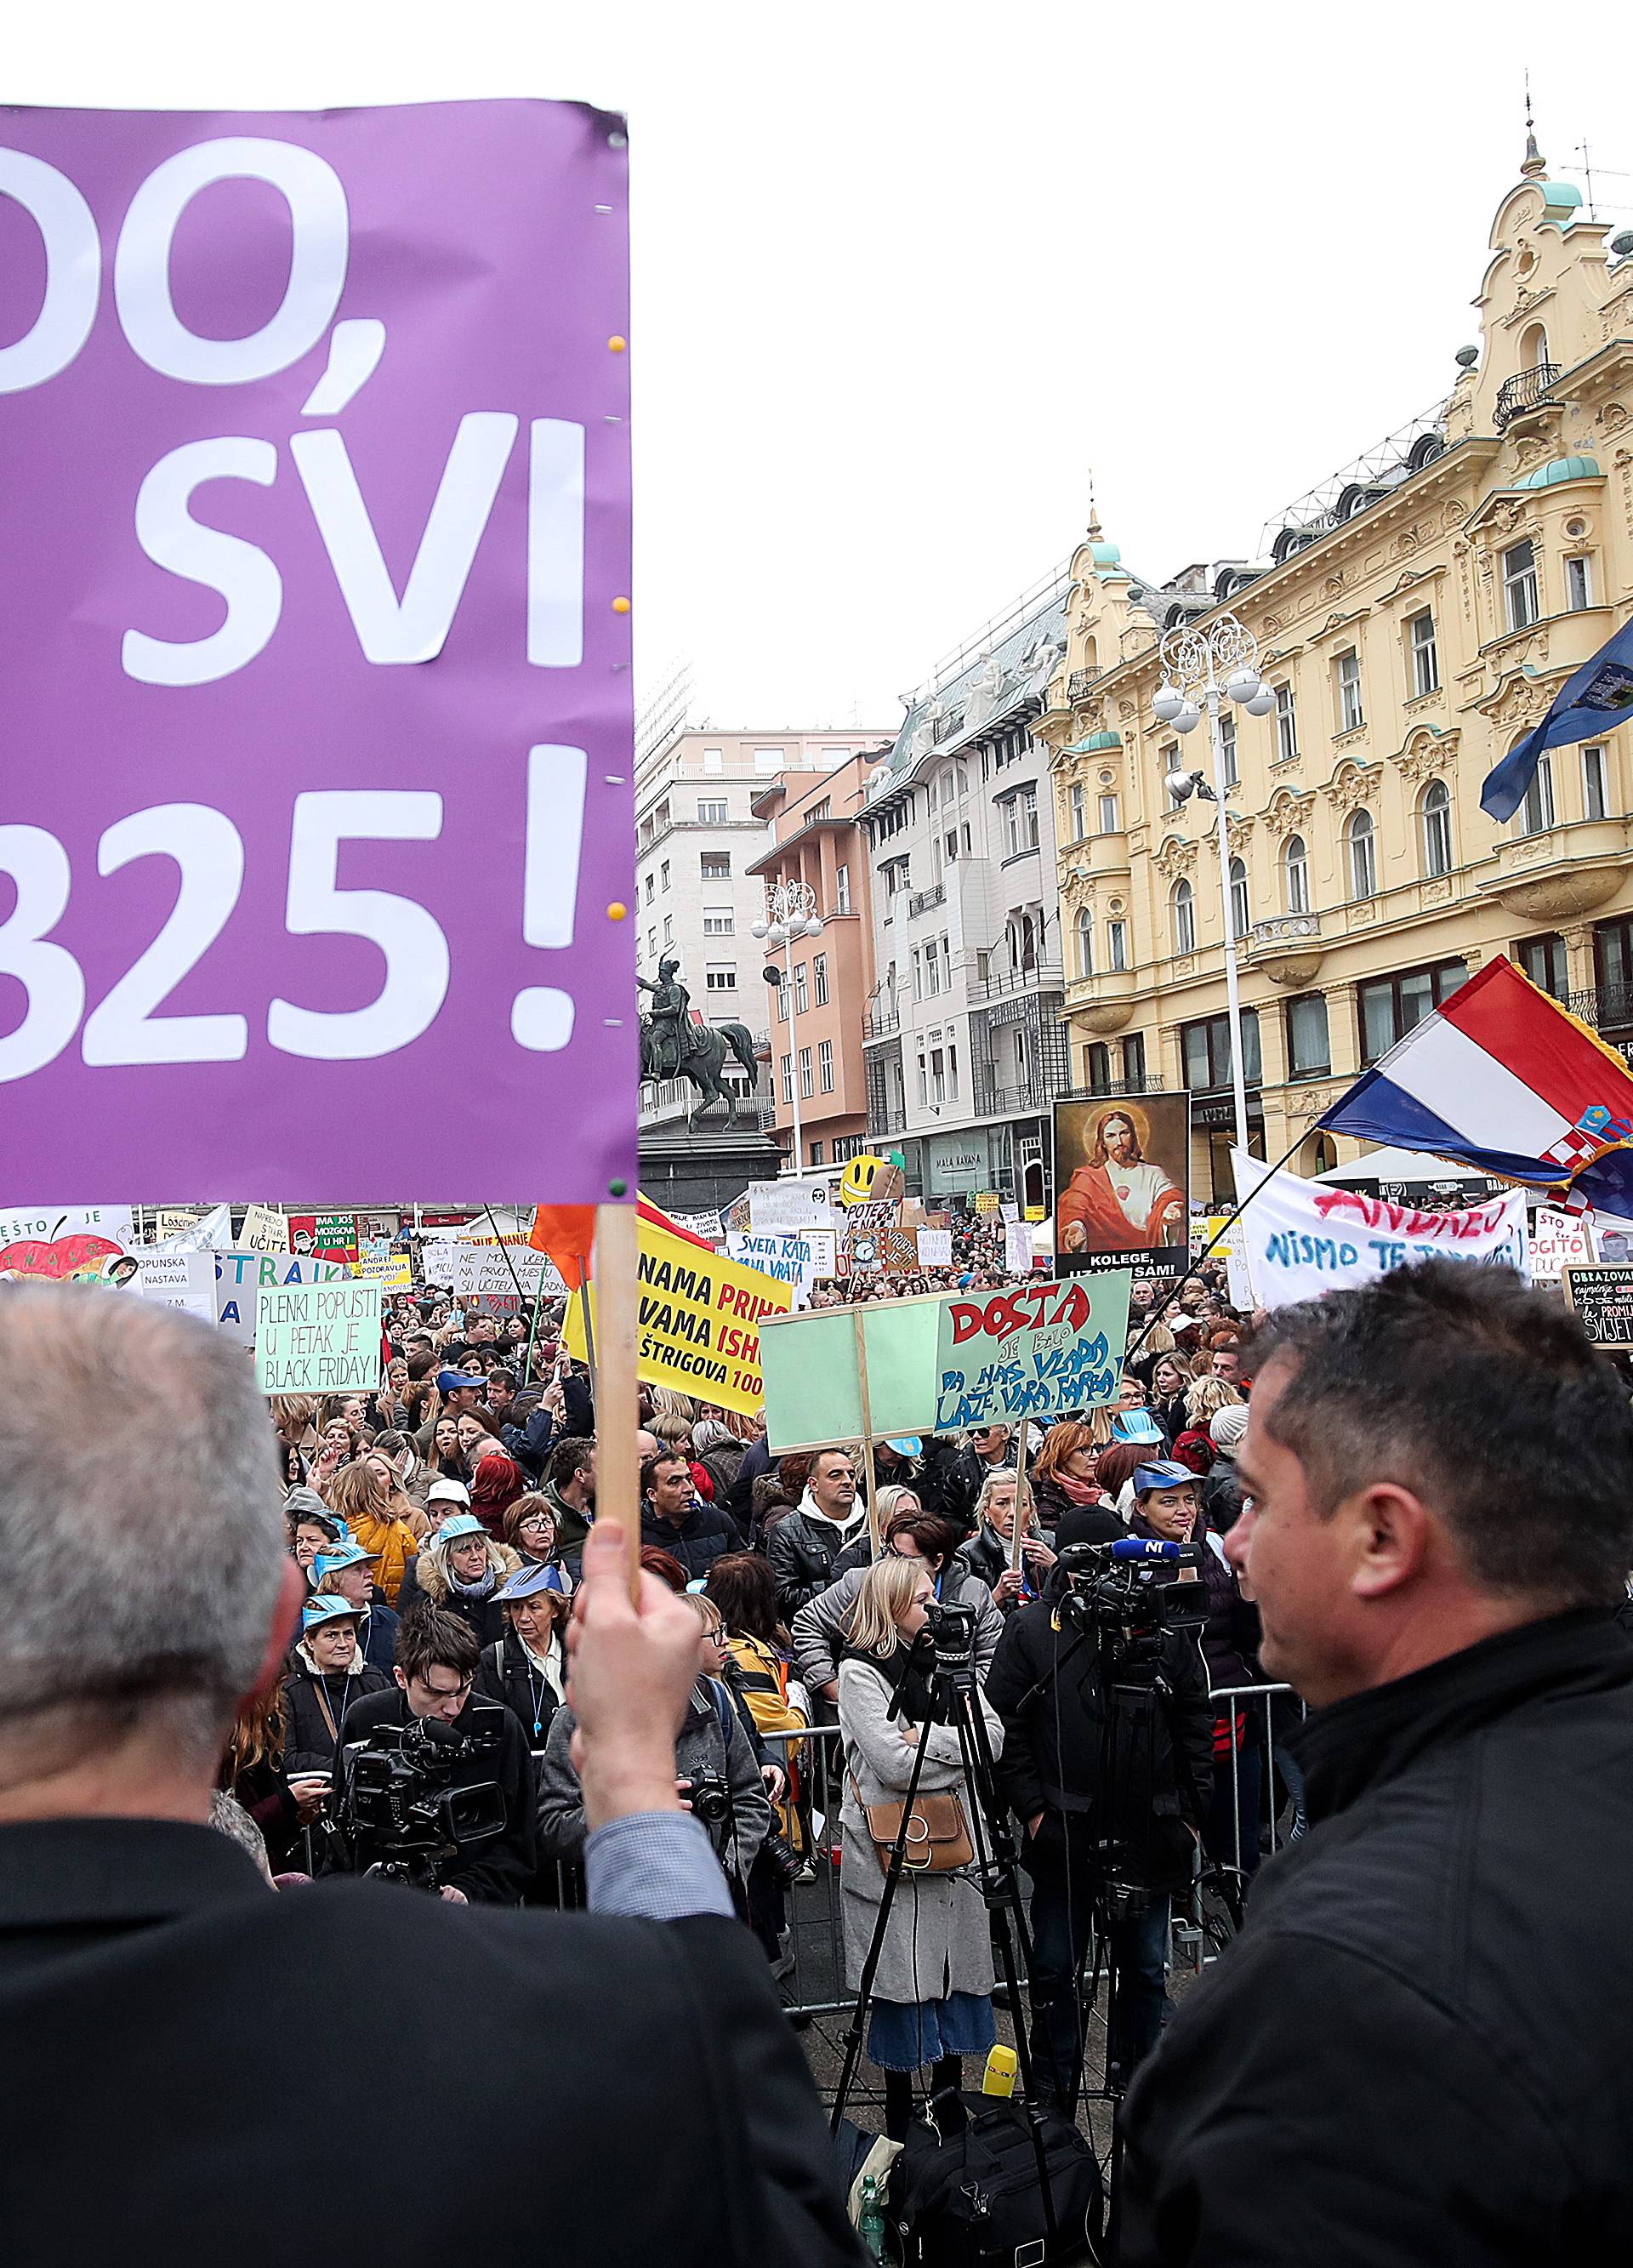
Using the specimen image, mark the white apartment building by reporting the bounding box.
[634,727,890,1125]
[858,581,1071,1210]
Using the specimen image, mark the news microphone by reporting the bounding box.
[1103,1537,1183,1560]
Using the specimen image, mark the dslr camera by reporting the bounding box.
[339,1717,506,1890]
[685,1771,732,1827]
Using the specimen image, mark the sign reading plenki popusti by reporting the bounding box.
[0,105,633,1204]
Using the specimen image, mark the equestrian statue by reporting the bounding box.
[637,958,761,1131]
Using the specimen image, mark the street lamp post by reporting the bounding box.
[1153,615,1277,1154]
[752,877,825,1173]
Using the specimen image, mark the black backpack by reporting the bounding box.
[889,2097,1104,2265]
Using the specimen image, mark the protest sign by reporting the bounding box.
[725,1229,834,1305]
[155,1210,201,1241]
[256,1280,383,1393]
[452,1241,566,1314]
[1000,1201,1019,1224]
[563,1221,790,1417]
[356,1251,413,1289]
[973,1191,1001,1217]
[1563,1264,1633,1349]
[931,1276,1130,1429]
[839,1199,897,1275]
[916,1228,953,1268]
[238,1205,289,1255]
[1232,1151,1528,1309]
[1004,1220,1033,1275]
[0,104,633,1206]
[289,1214,360,1267]
[747,1180,833,1236]
[0,1205,138,1283]
[839,1155,904,1207]
[130,1250,217,1321]
[419,1240,458,1285]
[215,1247,353,1346]
[760,1276,1130,1452]
[1529,1205,1596,1282]
[1055,1095,1191,1287]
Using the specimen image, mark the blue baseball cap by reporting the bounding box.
[302,1594,363,1632]
[1111,1410,1165,1446]
[437,1513,488,1546]
[498,1561,570,1602]
[1133,1460,1198,1495]
[312,1541,378,1582]
[436,1367,486,1397]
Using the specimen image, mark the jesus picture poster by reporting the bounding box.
[1053,1095,1192,1285]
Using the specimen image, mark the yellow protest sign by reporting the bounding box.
[356,1251,413,1288]
[563,1220,790,1416]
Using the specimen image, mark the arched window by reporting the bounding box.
[1074,905,1094,978]
[1521,321,1550,371]
[1346,807,1377,901]
[1229,857,1249,942]
[1283,834,1310,915]
[1173,877,1196,954]
[1421,779,1453,879]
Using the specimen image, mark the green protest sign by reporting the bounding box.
[255,1279,383,1395]
[758,1274,1130,1454]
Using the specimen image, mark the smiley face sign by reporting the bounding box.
[839,1154,906,1207]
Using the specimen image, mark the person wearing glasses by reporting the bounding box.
[930,1422,1024,1536]
[339,1607,538,1906]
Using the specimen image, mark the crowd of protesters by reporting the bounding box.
[227,1223,1273,2136]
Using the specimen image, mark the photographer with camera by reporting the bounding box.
[537,1593,772,1905]
[986,1490,1214,2113]
[838,1558,1005,2141]
[340,1608,538,1905]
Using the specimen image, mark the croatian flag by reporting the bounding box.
[1317,957,1633,1215]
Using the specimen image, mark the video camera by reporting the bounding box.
[339,1716,507,1890]
[1056,1537,1209,1650]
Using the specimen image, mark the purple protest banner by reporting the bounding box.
[0,101,634,1204]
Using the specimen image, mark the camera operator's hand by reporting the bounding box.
[761,1764,786,1804]
[567,1520,701,1831]
[287,1774,330,1825]
[439,1885,469,1905]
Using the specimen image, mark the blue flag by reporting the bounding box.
[1481,614,1633,821]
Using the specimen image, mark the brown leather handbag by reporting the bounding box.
[851,1773,975,1872]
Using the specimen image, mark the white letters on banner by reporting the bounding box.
[1232,1150,1529,1309]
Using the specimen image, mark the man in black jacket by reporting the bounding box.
[986,1559,1213,2110]
[639,1450,743,1581]
[0,1286,856,2268]
[1119,1259,1633,2266]
[766,1447,869,1616]
[340,1608,538,1904]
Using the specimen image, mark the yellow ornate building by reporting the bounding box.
[1041,136,1633,1201]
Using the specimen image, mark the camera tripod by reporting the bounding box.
[829,1626,1061,2255]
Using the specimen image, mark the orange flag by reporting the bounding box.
[528,1204,595,1291]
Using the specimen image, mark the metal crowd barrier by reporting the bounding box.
[759,1684,1304,2020]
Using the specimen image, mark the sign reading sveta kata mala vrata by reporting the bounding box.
[564,1221,791,1417]
[0,103,634,1205]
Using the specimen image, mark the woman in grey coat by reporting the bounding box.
[837,1556,1004,2140]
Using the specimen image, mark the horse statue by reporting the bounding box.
[640,1014,762,1131]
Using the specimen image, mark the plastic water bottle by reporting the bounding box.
[982,2043,1018,2096]
[858,2172,887,2262]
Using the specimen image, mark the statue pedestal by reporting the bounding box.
[638,1113,782,1218]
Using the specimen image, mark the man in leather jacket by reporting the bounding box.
[1120,1260,1633,2267]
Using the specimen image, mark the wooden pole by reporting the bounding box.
[853,1305,883,1562]
[577,1275,600,1400]
[594,1201,641,1602]
[1010,1416,1032,1578]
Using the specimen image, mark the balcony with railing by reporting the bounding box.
[1055,1076,1166,1103]
[1567,984,1633,1039]
[971,1062,1075,1119]
[868,1105,908,1137]
[1494,361,1561,430]
[969,958,1065,1004]
[908,883,946,919]
[863,1006,901,1041]
[1067,667,1101,703]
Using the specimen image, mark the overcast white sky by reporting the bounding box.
[9,0,1630,732]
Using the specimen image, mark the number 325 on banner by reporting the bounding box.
[0,750,585,1078]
